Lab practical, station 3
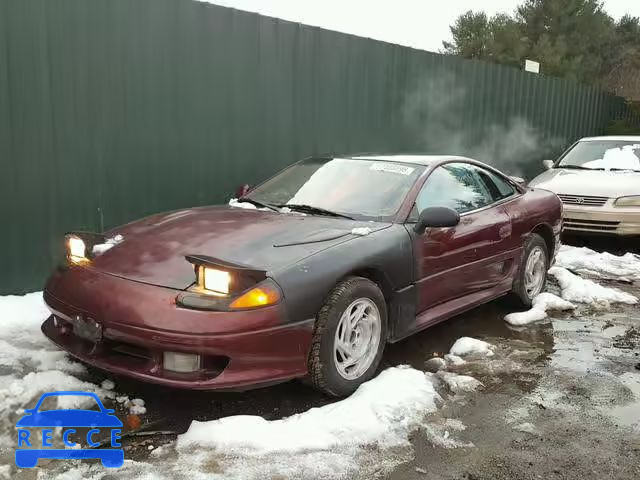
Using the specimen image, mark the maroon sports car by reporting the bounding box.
[42,155,562,396]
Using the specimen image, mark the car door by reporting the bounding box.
[410,162,514,313]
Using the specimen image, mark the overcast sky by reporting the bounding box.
[205,0,640,53]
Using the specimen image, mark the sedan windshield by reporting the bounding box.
[245,158,424,220]
[558,141,640,171]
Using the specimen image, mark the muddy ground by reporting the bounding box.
[10,235,640,479]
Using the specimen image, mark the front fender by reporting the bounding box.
[272,225,415,330]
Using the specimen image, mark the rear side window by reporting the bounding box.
[415,163,493,214]
[473,167,515,201]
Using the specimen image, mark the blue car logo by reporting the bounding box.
[15,391,124,468]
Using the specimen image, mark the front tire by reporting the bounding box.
[308,277,387,397]
[511,233,549,307]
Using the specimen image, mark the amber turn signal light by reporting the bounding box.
[229,281,282,309]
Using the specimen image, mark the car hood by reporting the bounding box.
[90,206,390,289]
[529,168,640,197]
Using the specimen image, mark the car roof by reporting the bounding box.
[579,135,640,142]
[344,154,475,166]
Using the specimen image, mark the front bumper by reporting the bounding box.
[42,266,314,390]
[562,204,640,236]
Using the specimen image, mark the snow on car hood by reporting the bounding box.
[529,168,640,197]
[89,206,390,289]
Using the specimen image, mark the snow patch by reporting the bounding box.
[514,422,538,434]
[101,379,115,390]
[351,227,372,236]
[128,398,147,415]
[422,418,474,448]
[92,234,123,255]
[228,197,257,209]
[444,354,466,366]
[228,198,274,211]
[504,292,575,326]
[449,337,494,357]
[555,244,640,281]
[178,366,441,455]
[436,371,483,394]
[0,292,145,448]
[582,144,640,171]
[549,266,638,306]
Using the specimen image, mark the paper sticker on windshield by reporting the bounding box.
[370,163,415,175]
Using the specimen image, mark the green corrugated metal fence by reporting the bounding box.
[0,0,631,294]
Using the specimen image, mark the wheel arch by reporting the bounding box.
[531,223,554,257]
[342,267,394,302]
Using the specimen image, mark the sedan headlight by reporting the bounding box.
[66,235,87,263]
[614,195,640,207]
[200,267,231,295]
[180,255,282,310]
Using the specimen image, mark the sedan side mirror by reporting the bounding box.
[235,184,252,198]
[414,206,460,235]
[542,160,554,170]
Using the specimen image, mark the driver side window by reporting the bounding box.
[413,163,493,216]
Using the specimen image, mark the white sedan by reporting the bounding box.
[529,136,640,236]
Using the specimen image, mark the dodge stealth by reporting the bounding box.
[42,155,562,396]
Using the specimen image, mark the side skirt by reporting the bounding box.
[388,280,512,343]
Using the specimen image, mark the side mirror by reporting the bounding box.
[235,184,252,198]
[542,160,554,170]
[509,175,526,185]
[414,206,460,235]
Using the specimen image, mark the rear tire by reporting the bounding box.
[511,233,549,308]
[308,277,387,397]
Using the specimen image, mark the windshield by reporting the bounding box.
[558,141,640,171]
[246,158,424,220]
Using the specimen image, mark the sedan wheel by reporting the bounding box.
[334,298,382,381]
[524,246,546,299]
[511,233,549,307]
[308,277,387,396]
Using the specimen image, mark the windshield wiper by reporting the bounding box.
[609,168,640,172]
[277,204,354,220]
[557,165,603,170]
[236,197,280,212]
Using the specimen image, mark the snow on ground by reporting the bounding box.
[449,337,494,357]
[504,292,575,326]
[436,371,483,394]
[0,293,140,451]
[178,366,440,454]
[444,354,466,366]
[555,244,640,281]
[549,266,638,306]
[48,366,480,480]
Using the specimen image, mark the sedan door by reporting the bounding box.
[410,163,515,314]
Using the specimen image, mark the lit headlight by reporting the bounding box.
[614,195,640,207]
[67,236,87,262]
[200,267,230,295]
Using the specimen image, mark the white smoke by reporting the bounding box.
[402,73,562,177]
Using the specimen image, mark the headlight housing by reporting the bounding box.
[66,235,88,263]
[179,255,282,310]
[614,195,640,207]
